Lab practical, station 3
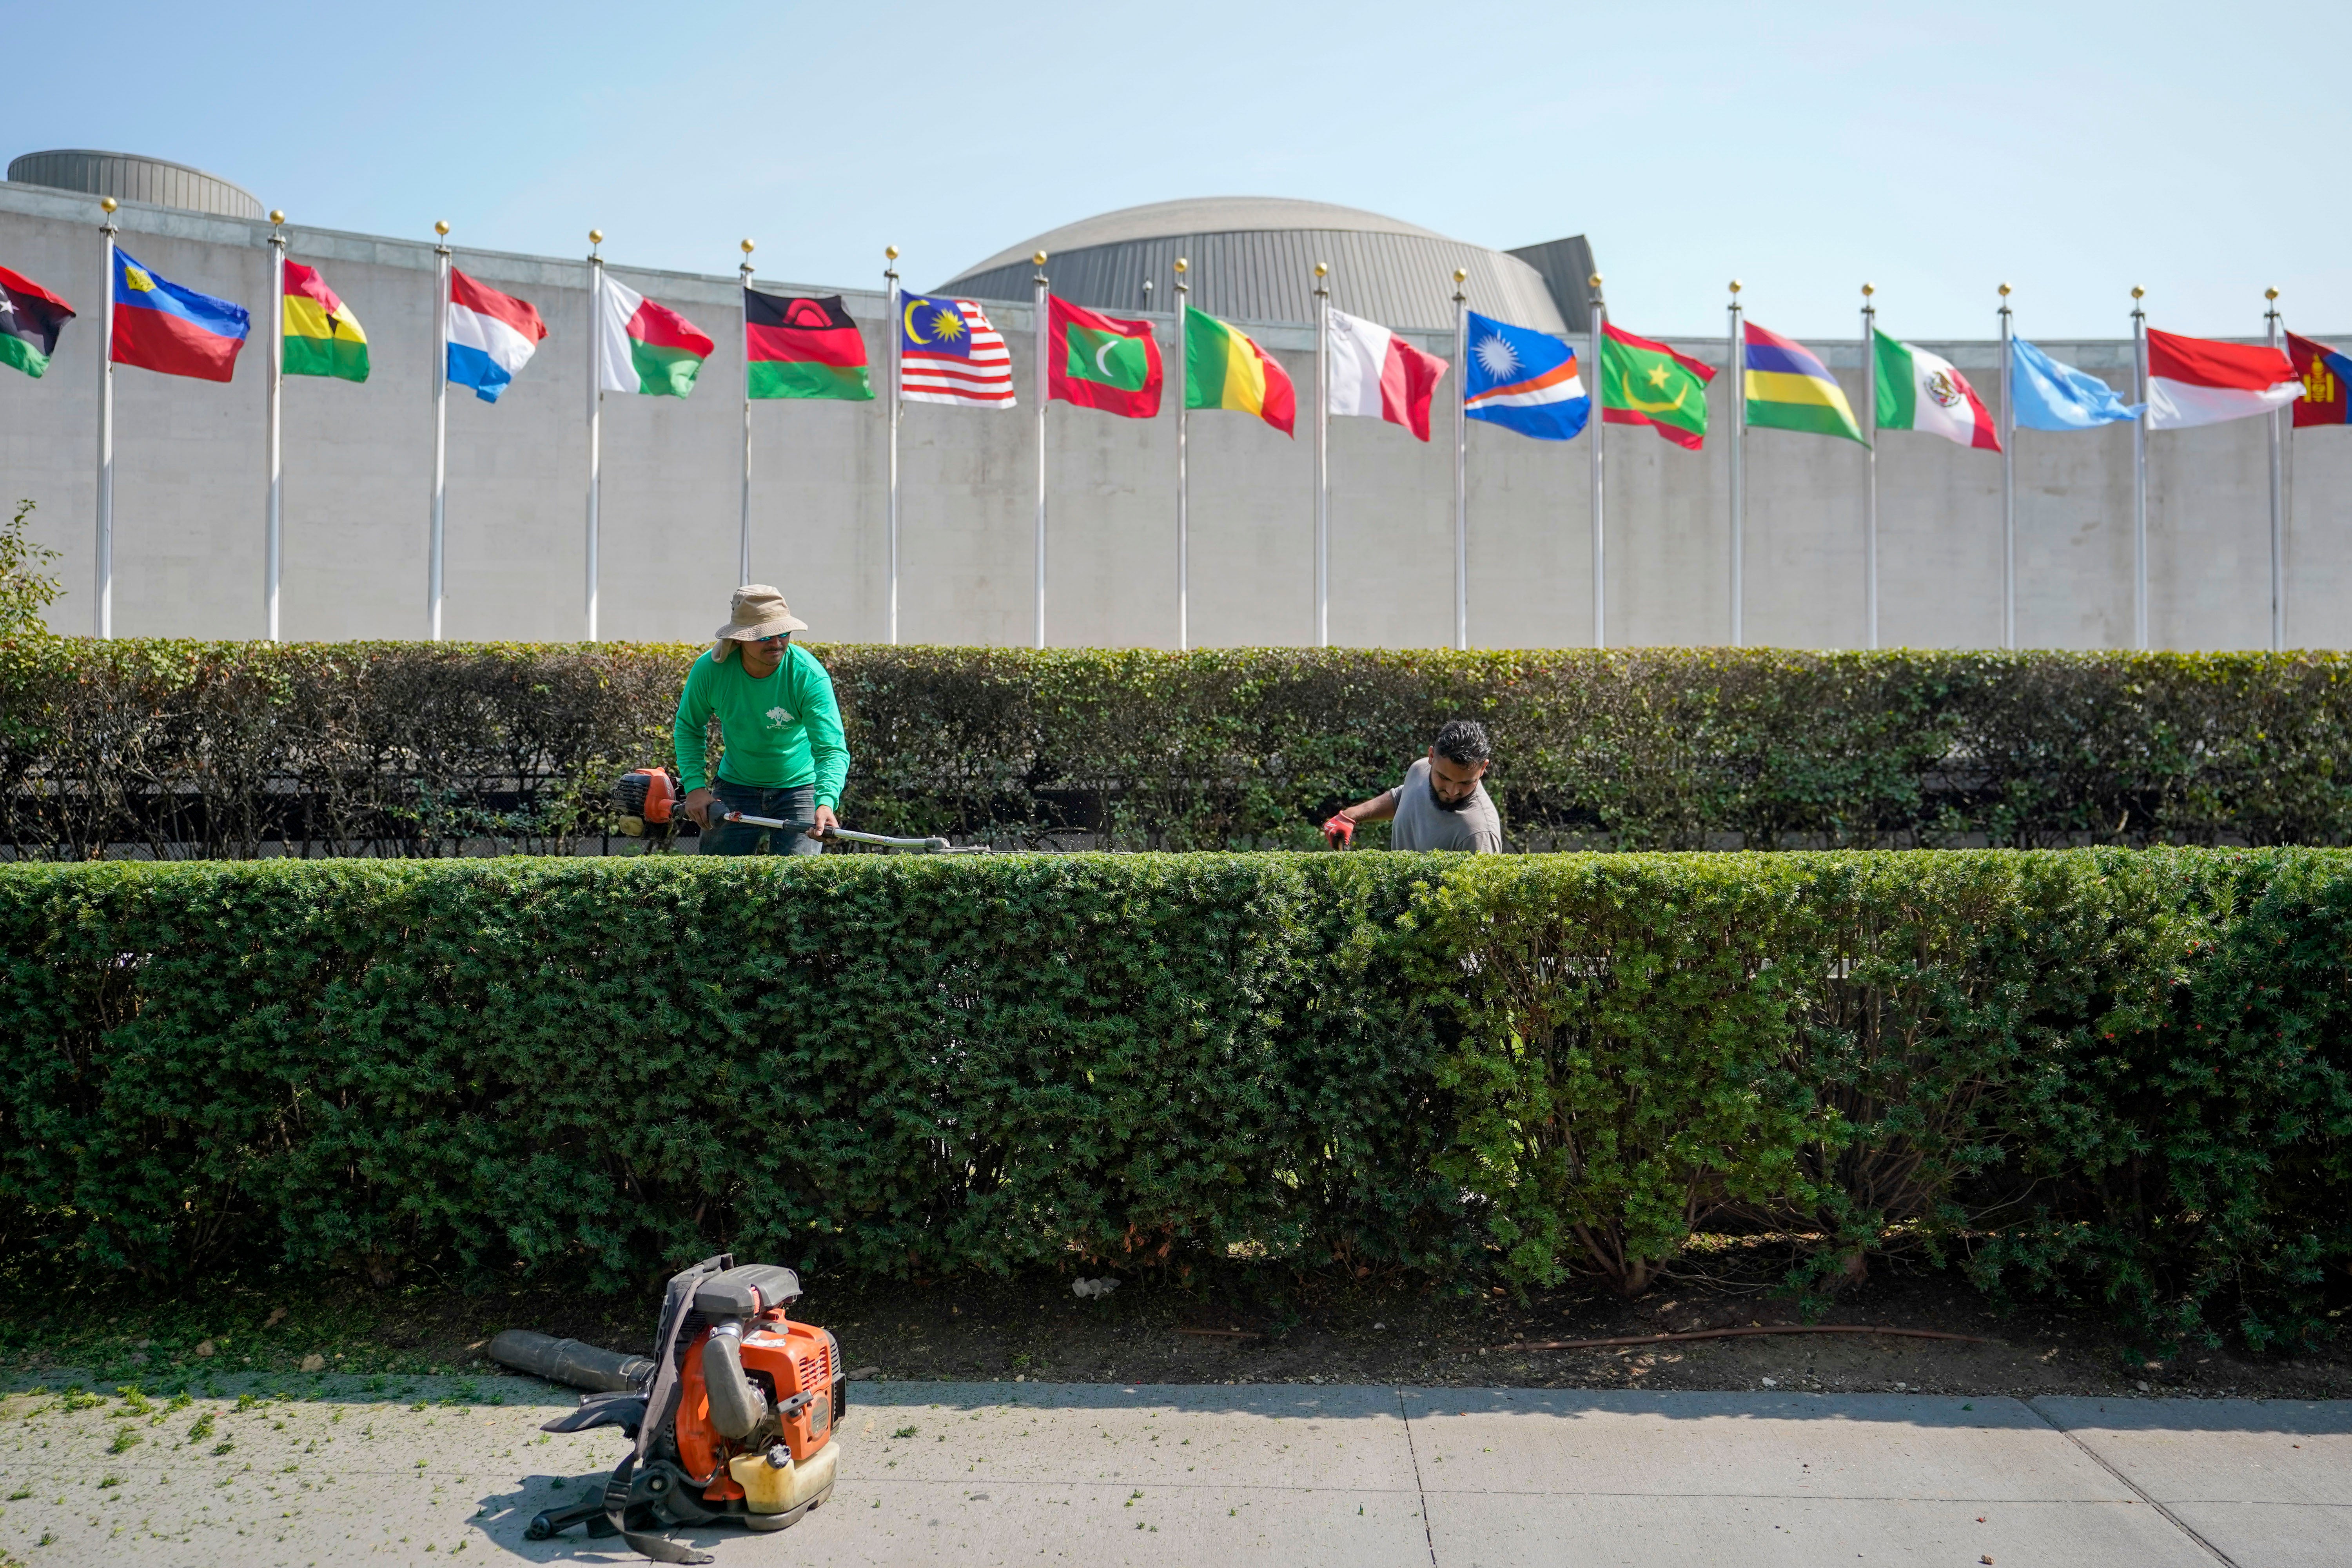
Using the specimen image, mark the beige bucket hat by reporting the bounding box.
[712,584,808,642]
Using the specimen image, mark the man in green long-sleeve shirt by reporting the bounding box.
[674,585,850,856]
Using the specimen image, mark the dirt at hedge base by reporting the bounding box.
[8,1258,2345,1402]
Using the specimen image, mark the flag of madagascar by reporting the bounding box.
[0,265,75,379]
[744,291,873,400]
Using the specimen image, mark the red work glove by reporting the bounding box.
[1321,813,1355,849]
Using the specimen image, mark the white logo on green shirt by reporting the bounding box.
[766,706,794,728]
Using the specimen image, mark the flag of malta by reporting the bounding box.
[2145,328,2301,430]
[1326,307,1450,441]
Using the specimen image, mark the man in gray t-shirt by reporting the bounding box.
[1321,719,1504,853]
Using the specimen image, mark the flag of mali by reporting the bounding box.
[283,262,369,381]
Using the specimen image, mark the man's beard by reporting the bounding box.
[1428,779,1475,813]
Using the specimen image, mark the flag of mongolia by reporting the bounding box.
[111,248,249,382]
[2290,332,2350,427]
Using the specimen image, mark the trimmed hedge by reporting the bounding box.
[7,639,2352,857]
[2,848,2346,1345]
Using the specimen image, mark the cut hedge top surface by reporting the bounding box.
[4,640,2351,857]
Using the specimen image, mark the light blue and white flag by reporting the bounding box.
[2010,337,2142,430]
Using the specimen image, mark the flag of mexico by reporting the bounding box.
[2145,328,2301,429]
[1048,295,1161,418]
[1873,329,1999,450]
[600,277,713,398]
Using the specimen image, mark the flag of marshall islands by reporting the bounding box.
[0,265,75,379]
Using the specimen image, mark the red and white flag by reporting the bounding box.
[1326,307,1449,441]
[2145,328,2301,430]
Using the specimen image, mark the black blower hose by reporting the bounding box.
[488,1330,657,1393]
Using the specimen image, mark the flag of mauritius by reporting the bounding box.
[744,290,873,400]
[0,265,75,379]
[1047,295,1162,418]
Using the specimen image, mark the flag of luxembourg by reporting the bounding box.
[1463,310,1590,440]
[446,267,547,403]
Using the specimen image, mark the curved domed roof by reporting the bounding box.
[942,195,1582,336]
[951,196,1448,279]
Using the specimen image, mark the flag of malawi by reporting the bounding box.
[744,290,873,400]
[0,265,75,379]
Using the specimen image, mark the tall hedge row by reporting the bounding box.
[2,849,2345,1345]
[6,638,2352,856]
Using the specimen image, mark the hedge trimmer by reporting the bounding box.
[611,768,987,853]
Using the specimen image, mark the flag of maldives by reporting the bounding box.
[1047,295,1161,418]
[0,265,74,379]
[112,248,249,382]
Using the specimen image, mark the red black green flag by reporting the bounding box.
[744,291,873,401]
[0,265,75,379]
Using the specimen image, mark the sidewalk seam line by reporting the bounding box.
[1396,1388,1438,1568]
[2025,1397,2241,1568]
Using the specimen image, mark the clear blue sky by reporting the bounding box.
[16,0,2343,339]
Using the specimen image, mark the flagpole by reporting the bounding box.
[884,245,901,644]
[1033,251,1049,651]
[1588,272,1605,650]
[2131,285,2148,651]
[739,239,754,587]
[1861,282,1878,651]
[1313,261,1329,648]
[94,198,117,639]
[429,220,450,642]
[585,230,604,643]
[1728,280,1744,647]
[1175,257,1190,653]
[2266,285,2285,652]
[1452,267,1468,652]
[1998,283,2015,650]
[266,210,286,642]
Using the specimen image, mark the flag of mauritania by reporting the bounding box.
[745,291,873,400]
[283,262,368,381]
[1744,322,1865,443]
[1599,323,1715,449]
[0,265,74,378]
[1047,295,1161,417]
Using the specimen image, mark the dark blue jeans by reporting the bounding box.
[700,780,822,857]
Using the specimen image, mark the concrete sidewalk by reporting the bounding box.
[0,1377,2341,1566]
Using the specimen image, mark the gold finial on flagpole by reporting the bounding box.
[100,197,116,214]
[1861,281,1875,298]
[1999,282,2011,298]
[741,239,755,256]
[2131,285,2145,300]
[1314,261,1328,278]
[1174,258,1187,274]
[269,209,285,227]
[588,229,603,250]
[1033,251,1048,266]
[1453,268,1468,284]
[2266,286,2279,301]
[884,245,897,261]
[434,220,449,237]
[1590,272,1603,289]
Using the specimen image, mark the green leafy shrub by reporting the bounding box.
[6,641,2352,857]
[0,849,2345,1345]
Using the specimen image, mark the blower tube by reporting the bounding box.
[487,1330,657,1393]
[700,1321,769,1440]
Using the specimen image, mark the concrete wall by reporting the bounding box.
[5,180,2345,650]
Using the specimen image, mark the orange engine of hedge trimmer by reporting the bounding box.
[676,1313,840,1497]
